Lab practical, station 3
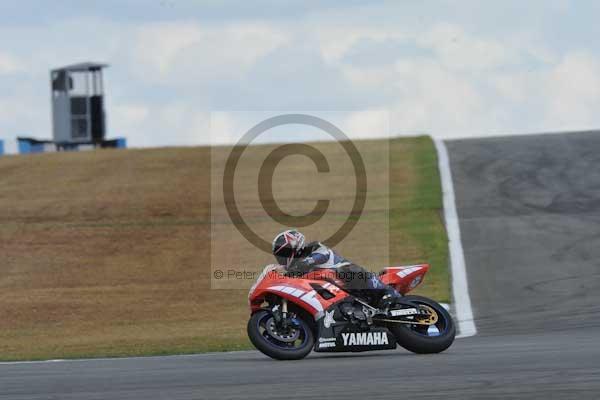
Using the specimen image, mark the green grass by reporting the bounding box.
[389,136,449,302]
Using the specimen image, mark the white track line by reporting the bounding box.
[0,351,256,365]
[434,138,477,338]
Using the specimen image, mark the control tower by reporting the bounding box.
[51,62,108,148]
[16,62,126,154]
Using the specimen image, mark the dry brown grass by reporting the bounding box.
[0,138,447,360]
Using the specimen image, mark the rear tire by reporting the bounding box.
[247,310,314,360]
[389,295,455,354]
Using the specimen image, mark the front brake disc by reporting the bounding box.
[265,317,300,342]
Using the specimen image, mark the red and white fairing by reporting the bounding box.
[379,264,430,295]
[249,266,349,318]
[248,263,430,317]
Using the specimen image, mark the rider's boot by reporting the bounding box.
[365,273,402,309]
[376,285,402,310]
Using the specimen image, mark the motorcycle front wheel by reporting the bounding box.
[247,310,314,360]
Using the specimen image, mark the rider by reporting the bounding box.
[272,229,401,308]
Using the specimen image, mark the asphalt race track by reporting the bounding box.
[2,132,600,399]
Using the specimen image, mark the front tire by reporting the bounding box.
[247,310,314,360]
[389,295,455,354]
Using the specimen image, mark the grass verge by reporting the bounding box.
[0,137,448,360]
[390,136,449,302]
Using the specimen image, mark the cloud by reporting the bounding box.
[543,51,600,130]
[389,58,487,136]
[314,20,600,138]
[111,103,149,142]
[112,102,211,147]
[341,110,389,139]
[130,22,204,77]
[417,23,515,71]
[129,21,289,84]
[0,52,22,75]
[315,26,406,67]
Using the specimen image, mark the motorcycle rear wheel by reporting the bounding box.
[247,310,314,360]
[389,295,456,354]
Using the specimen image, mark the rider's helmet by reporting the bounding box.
[272,229,306,267]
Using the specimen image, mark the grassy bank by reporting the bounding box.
[0,137,448,361]
[389,136,449,302]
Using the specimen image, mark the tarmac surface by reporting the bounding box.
[2,132,599,399]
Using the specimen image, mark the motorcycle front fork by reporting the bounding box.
[272,298,291,329]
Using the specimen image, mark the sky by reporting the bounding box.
[1,0,600,153]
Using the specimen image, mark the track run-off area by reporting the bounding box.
[2,132,599,399]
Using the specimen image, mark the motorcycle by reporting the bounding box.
[247,263,455,360]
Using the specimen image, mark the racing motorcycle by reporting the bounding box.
[247,263,455,360]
